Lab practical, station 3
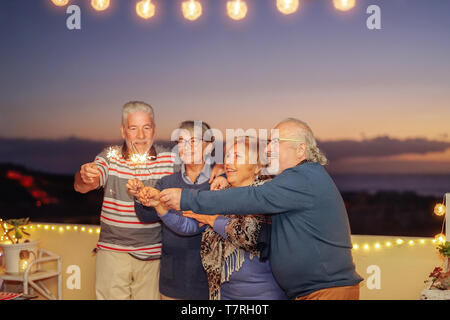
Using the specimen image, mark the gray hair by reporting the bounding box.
[277,118,328,166]
[122,101,155,126]
[178,120,213,141]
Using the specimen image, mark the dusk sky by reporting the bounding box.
[1,0,450,173]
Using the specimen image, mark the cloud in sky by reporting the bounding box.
[318,136,450,161]
[1,136,450,175]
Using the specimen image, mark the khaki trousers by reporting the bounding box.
[95,249,160,300]
[296,284,360,300]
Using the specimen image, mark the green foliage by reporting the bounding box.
[1,217,31,244]
[437,241,450,258]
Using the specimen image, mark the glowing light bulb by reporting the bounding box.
[374,243,381,249]
[435,233,446,244]
[276,0,299,15]
[333,0,355,12]
[182,0,202,21]
[91,0,110,11]
[51,0,69,6]
[227,0,247,21]
[352,244,358,250]
[136,0,155,19]
[408,240,414,246]
[385,242,392,247]
[363,244,369,251]
[396,239,404,245]
[434,203,446,216]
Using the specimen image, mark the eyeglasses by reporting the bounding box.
[177,137,210,146]
[267,138,303,144]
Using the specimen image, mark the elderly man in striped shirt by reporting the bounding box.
[74,101,224,300]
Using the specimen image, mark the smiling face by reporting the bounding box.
[225,139,261,188]
[120,110,155,155]
[265,121,306,174]
[177,128,211,165]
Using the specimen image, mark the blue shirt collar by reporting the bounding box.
[181,155,214,185]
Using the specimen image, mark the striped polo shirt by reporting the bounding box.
[94,144,177,260]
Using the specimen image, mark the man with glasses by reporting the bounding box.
[159,118,363,300]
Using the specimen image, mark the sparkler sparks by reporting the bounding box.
[106,146,120,160]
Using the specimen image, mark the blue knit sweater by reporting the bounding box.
[180,162,364,299]
[134,172,210,300]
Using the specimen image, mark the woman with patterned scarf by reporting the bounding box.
[181,136,287,300]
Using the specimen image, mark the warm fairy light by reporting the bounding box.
[66,226,71,230]
[44,225,49,230]
[333,0,355,12]
[408,240,414,246]
[19,259,29,273]
[353,244,359,250]
[435,233,446,244]
[363,244,370,251]
[74,226,78,231]
[91,0,110,11]
[276,0,299,15]
[59,227,64,232]
[136,0,155,19]
[385,242,392,247]
[89,228,93,234]
[396,239,404,245]
[434,203,446,217]
[227,0,248,21]
[374,243,381,249]
[130,152,148,164]
[81,227,86,232]
[51,0,69,6]
[182,0,202,21]
[106,146,120,160]
[96,228,101,234]
[420,239,425,244]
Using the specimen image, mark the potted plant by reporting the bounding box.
[421,241,450,300]
[0,218,39,274]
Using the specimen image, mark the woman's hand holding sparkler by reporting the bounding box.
[135,186,169,216]
[126,178,145,197]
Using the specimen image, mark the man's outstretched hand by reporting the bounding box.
[159,188,182,210]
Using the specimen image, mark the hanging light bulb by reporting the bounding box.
[435,233,446,244]
[136,0,155,19]
[91,0,110,11]
[227,0,247,21]
[434,203,446,217]
[333,0,356,12]
[182,0,202,21]
[50,0,69,6]
[276,0,299,15]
